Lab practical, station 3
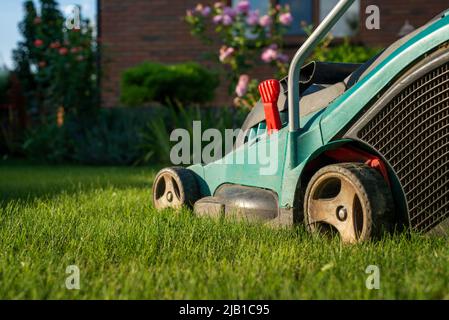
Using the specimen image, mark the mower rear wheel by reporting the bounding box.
[152,167,199,210]
[304,163,393,243]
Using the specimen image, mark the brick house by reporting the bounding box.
[98,0,449,107]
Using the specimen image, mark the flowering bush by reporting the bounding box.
[185,1,293,109]
[13,0,98,123]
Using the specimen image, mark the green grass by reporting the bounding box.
[1,162,449,299]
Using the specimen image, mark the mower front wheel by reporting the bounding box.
[304,163,394,243]
[152,167,199,210]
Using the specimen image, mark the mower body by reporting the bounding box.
[187,7,449,232]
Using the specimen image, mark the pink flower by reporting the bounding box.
[261,45,288,63]
[223,7,237,18]
[34,39,43,47]
[279,12,293,26]
[201,6,211,17]
[219,46,235,63]
[259,15,271,27]
[213,15,223,24]
[261,45,278,63]
[50,41,61,49]
[236,1,250,14]
[222,14,233,25]
[195,4,211,17]
[261,49,276,63]
[213,6,235,25]
[59,47,69,56]
[246,10,259,26]
[235,74,250,97]
[71,47,81,54]
[214,2,224,9]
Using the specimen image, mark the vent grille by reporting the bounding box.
[358,62,449,232]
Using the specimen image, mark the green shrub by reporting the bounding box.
[70,108,147,165]
[137,105,247,165]
[120,62,220,106]
[22,122,68,163]
[21,108,151,165]
[18,105,245,165]
[19,103,247,166]
[311,38,381,64]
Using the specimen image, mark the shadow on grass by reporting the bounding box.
[0,161,161,203]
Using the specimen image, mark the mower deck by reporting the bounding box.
[194,184,279,223]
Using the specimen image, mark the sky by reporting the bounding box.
[0,0,96,69]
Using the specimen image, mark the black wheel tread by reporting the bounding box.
[304,162,394,241]
[153,166,199,209]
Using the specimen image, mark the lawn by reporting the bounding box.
[1,162,449,299]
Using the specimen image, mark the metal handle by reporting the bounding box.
[287,0,356,132]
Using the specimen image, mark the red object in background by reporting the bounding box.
[34,39,43,47]
[50,41,61,49]
[59,47,69,56]
[258,79,282,134]
[325,146,391,186]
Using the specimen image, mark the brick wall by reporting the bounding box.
[100,0,223,108]
[99,0,448,107]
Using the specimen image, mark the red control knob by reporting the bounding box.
[258,79,282,134]
[259,79,281,134]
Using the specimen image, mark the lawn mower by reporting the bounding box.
[153,0,449,243]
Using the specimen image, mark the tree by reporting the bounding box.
[13,0,98,124]
[13,1,38,119]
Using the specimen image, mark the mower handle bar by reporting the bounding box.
[287,0,356,132]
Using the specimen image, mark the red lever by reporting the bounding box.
[325,146,391,186]
[258,79,281,134]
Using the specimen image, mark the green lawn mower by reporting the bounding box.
[153,0,449,243]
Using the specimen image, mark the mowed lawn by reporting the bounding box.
[1,162,449,299]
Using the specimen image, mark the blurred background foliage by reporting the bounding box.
[1,0,379,166]
[20,106,246,165]
[120,62,219,107]
[0,68,9,104]
[14,0,98,121]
